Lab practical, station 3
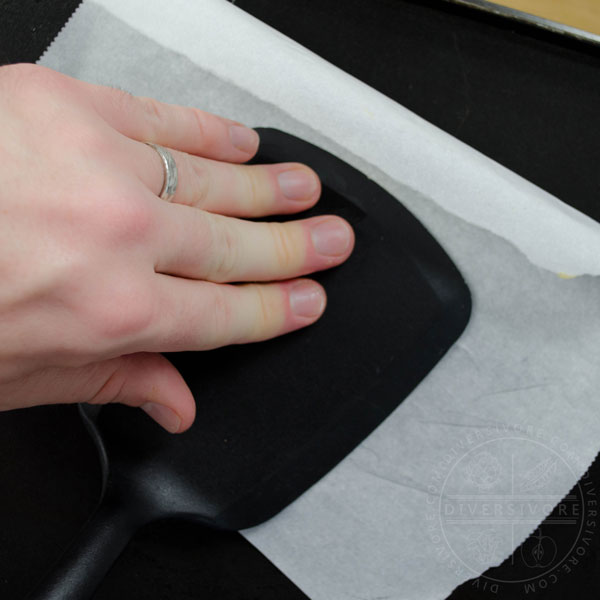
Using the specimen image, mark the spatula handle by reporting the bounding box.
[26,495,144,600]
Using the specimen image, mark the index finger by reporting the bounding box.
[86,82,259,162]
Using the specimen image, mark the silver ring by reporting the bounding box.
[146,143,178,202]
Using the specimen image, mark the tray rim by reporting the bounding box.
[445,0,600,46]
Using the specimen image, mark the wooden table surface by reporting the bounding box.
[490,0,600,35]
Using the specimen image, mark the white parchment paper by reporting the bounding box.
[40,2,600,598]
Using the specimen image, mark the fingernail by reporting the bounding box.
[277,170,319,200]
[311,218,352,256]
[229,126,259,154]
[141,402,181,434]
[290,281,326,318]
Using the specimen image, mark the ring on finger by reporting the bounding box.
[146,142,178,202]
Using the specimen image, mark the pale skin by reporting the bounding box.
[0,64,354,433]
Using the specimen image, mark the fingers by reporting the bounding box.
[140,141,321,216]
[144,276,327,352]
[88,82,259,162]
[152,200,354,282]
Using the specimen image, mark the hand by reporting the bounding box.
[0,64,354,433]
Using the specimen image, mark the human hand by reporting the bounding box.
[0,64,354,433]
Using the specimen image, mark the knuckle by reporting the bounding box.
[243,284,281,342]
[115,200,155,242]
[210,285,234,344]
[43,335,95,368]
[93,194,155,244]
[190,108,207,144]
[107,85,134,114]
[91,285,155,342]
[137,96,164,128]
[87,365,127,406]
[66,125,113,159]
[268,223,296,271]
[253,284,273,336]
[0,63,34,87]
[243,169,264,209]
[117,301,155,339]
[0,65,73,127]
[0,64,70,106]
[210,221,239,281]
[1,63,47,88]
[184,154,211,207]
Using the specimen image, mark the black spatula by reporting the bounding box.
[28,129,471,600]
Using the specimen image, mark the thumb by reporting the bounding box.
[86,352,195,433]
[1,352,196,433]
[2,353,195,433]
